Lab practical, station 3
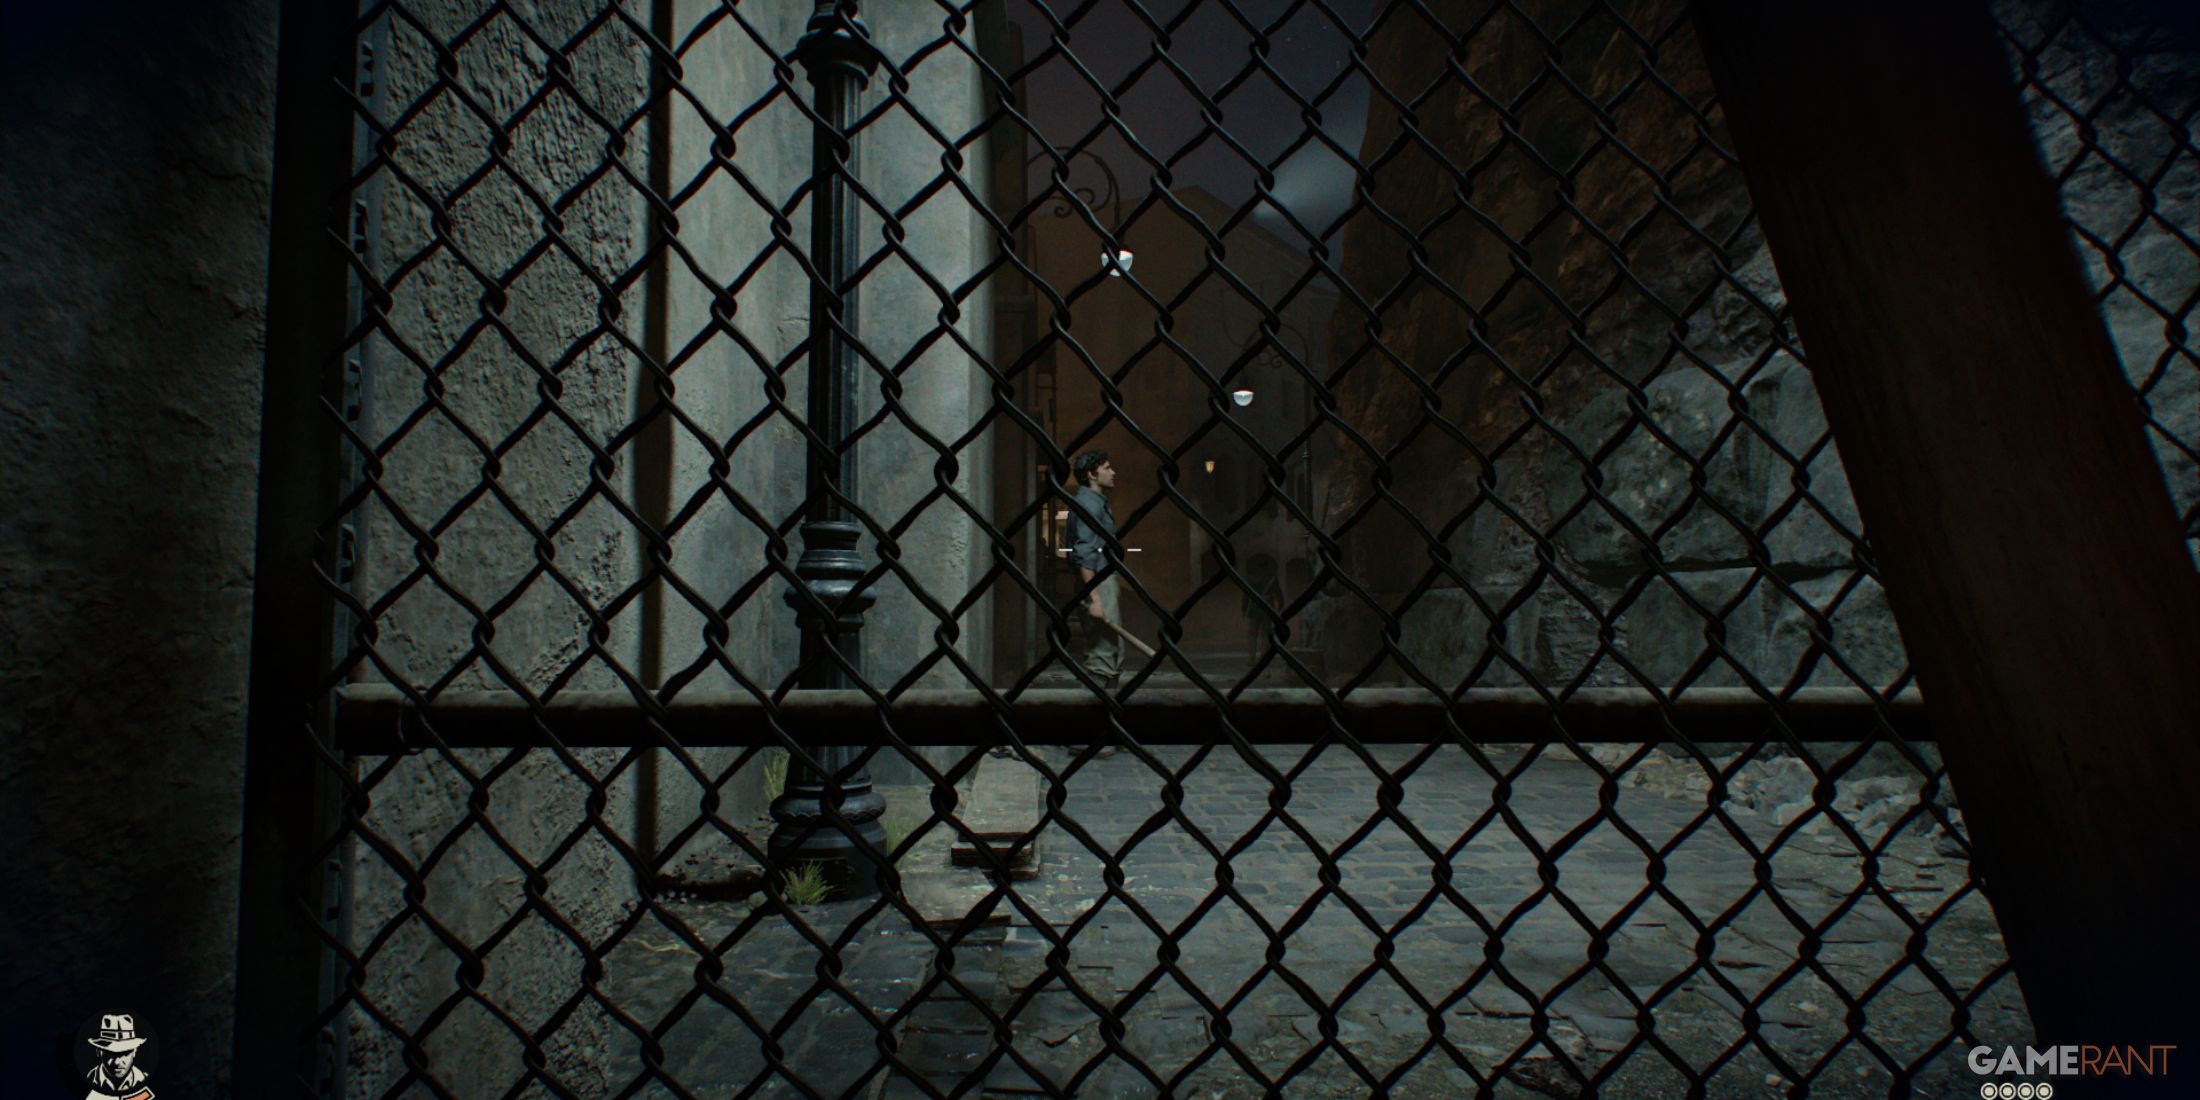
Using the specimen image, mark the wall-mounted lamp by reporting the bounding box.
[1204,459,1217,474]
[1102,249,1135,277]
[1231,388,1255,408]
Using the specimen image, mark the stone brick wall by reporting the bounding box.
[1306,0,2198,694]
[2009,0,2200,560]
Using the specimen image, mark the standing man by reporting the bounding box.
[1066,450,1121,689]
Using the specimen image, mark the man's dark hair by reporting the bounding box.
[1073,450,1109,487]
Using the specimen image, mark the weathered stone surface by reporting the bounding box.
[2004,0,2200,564]
[1302,0,1853,691]
[0,4,277,1094]
[1549,366,1764,574]
[651,0,811,696]
[1770,571,1907,687]
[341,6,1018,1088]
[1314,0,2199,697]
[850,4,1012,783]
[610,744,2027,1098]
[345,5,658,1091]
[635,0,810,883]
[1605,567,1756,686]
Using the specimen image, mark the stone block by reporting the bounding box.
[1607,566,1760,687]
[1744,356,1864,572]
[1768,572,1908,690]
[1392,586,1494,687]
[1548,365,1759,572]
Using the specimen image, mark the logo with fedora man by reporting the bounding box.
[76,1012,157,1100]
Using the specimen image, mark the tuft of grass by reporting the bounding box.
[761,748,789,803]
[881,813,918,869]
[781,862,831,906]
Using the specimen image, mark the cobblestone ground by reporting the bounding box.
[601,741,2027,1099]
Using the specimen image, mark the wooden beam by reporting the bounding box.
[1691,0,2200,1063]
[332,683,1924,750]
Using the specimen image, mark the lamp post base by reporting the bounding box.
[765,757,889,900]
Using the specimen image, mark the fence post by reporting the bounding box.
[1691,0,2200,1067]
[770,0,889,898]
[233,0,358,1094]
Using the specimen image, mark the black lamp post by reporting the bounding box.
[768,0,889,899]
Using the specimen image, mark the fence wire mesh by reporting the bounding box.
[299,0,2198,1096]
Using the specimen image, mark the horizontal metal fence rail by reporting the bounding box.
[335,684,1928,750]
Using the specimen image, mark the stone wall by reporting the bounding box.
[344,3,656,1093]
[2008,0,2200,562]
[0,2,278,1095]
[639,0,812,904]
[342,3,1012,1089]
[1306,0,2198,697]
[635,0,1015,853]
[856,2,1010,703]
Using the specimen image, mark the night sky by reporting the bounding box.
[1001,0,1383,247]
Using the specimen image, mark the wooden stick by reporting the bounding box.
[1104,617,1157,657]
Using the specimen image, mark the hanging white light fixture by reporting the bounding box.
[1102,249,1134,277]
[1231,387,1255,407]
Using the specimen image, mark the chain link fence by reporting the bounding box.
[292,0,2197,1095]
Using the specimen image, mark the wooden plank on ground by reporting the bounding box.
[950,755,1042,877]
[899,869,1010,931]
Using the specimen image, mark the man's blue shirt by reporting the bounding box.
[1068,485,1115,574]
